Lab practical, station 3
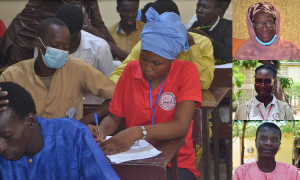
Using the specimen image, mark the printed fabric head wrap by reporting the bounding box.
[140,7,189,60]
[249,2,276,22]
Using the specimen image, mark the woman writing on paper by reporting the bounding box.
[89,8,202,180]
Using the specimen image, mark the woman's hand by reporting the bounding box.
[0,88,8,112]
[100,127,141,155]
[87,124,106,145]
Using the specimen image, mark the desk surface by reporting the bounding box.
[201,87,230,109]
[110,138,185,180]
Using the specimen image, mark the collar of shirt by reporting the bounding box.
[208,16,220,31]
[250,94,279,120]
[253,94,277,108]
[117,20,138,34]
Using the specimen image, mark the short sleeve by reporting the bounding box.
[75,125,120,180]
[177,62,202,108]
[108,62,131,118]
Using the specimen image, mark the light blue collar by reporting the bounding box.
[256,34,277,46]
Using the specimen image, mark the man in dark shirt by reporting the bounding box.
[189,0,232,63]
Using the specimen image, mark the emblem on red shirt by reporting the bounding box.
[159,92,176,111]
[272,113,280,120]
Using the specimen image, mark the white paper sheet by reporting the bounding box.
[104,136,162,164]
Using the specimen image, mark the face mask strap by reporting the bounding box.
[38,37,47,50]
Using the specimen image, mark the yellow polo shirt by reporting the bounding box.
[109,32,215,90]
[108,20,145,53]
[0,57,116,120]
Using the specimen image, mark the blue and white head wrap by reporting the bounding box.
[140,7,189,60]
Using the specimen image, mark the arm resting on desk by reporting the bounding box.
[99,100,196,155]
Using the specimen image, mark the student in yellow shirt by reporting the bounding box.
[108,0,145,58]
[109,0,215,90]
[0,18,116,125]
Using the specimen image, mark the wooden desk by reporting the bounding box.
[110,138,185,180]
[232,38,246,57]
[200,87,230,180]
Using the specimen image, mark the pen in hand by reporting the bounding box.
[94,113,101,137]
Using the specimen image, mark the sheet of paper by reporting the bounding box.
[215,63,232,69]
[104,136,162,164]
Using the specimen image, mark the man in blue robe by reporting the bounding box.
[0,82,120,180]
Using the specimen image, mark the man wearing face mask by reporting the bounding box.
[0,18,116,125]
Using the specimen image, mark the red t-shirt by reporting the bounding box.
[0,19,6,39]
[109,59,202,177]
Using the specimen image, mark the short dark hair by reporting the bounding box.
[255,65,277,79]
[213,0,223,9]
[36,18,68,39]
[223,0,231,4]
[117,0,140,7]
[55,4,84,34]
[141,2,154,16]
[151,0,180,16]
[256,122,282,140]
[0,82,36,120]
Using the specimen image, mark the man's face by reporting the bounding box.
[196,0,220,25]
[0,109,32,161]
[36,24,70,56]
[117,1,139,27]
[69,31,81,49]
[254,69,274,98]
[255,127,281,158]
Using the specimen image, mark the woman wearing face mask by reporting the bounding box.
[233,122,300,180]
[234,65,294,120]
[233,2,300,60]
[89,8,202,180]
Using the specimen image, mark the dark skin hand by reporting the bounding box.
[80,99,111,126]
[0,88,8,112]
[89,101,196,155]
[188,28,213,42]
[187,33,196,47]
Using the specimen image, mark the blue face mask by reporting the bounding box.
[39,38,69,69]
[256,34,277,46]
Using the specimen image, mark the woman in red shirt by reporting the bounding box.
[90,7,202,180]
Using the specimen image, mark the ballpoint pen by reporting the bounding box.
[94,113,101,137]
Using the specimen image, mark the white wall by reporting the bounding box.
[0,0,232,28]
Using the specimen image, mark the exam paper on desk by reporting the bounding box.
[105,136,162,164]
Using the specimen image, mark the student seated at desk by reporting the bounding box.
[234,65,294,120]
[188,0,232,63]
[109,0,215,90]
[233,122,300,180]
[108,0,145,59]
[0,18,116,125]
[90,8,202,180]
[34,4,115,77]
[0,82,120,180]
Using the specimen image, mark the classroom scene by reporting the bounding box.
[0,0,298,180]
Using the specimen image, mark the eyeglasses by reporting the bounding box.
[254,77,274,86]
[253,21,276,29]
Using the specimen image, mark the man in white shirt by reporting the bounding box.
[185,0,232,29]
[34,4,115,77]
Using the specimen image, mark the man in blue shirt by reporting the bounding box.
[0,82,120,180]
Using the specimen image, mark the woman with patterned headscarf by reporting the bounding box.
[233,2,300,60]
[88,7,202,180]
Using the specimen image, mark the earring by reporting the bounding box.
[172,61,174,64]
